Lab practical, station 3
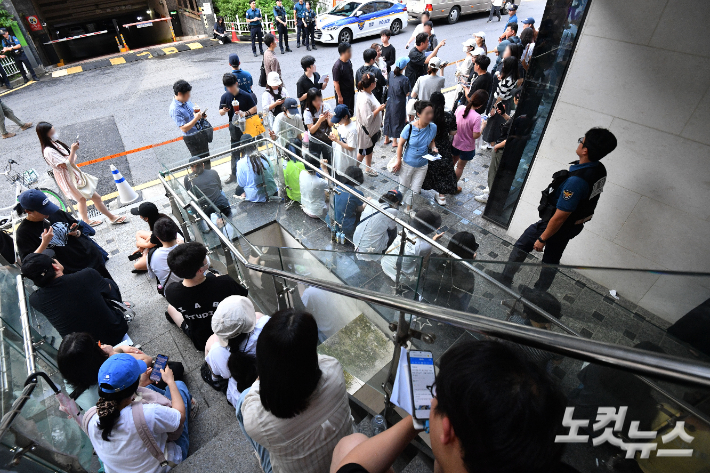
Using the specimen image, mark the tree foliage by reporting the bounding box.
[214,0,296,20]
[0,8,18,29]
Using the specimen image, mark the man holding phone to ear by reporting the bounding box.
[330,340,570,473]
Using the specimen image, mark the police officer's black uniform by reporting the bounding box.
[273,4,291,53]
[498,160,608,291]
[293,0,307,47]
[246,6,264,57]
[303,8,317,51]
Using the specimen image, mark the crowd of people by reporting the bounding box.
[3,6,626,473]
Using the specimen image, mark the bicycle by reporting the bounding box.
[0,159,73,228]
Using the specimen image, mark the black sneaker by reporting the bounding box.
[253,52,258,57]
[297,43,301,48]
[224,174,236,184]
[281,49,284,54]
[312,45,317,50]
[307,46,311,51]
[286,48,293,52]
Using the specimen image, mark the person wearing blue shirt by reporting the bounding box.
[228,53,258,105]
[328,166,365,241]
[246,0,264,57]
[393,101,438,214]
[495,128,618,291]
[504,4,518,31]
[236,135,278,203]
[273,0,292,54]
[293,0,307,48]
[1,28,38,82]
[169,79,210,159]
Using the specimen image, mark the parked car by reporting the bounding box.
[316,0,408,44]
[406,0,516,24]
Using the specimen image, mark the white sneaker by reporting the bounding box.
[436,195,446,206]
[474,193,489,203]
[481,187,489,194]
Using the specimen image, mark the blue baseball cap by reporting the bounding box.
[522,17,535,25]
[229,53,240,66]
[331,104,351,124]
[98,354,148,393]
[395,56,410,69]
[18,189,60,215]
[283,97,300,114]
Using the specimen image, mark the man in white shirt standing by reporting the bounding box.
[488,0,504,22]
[405,12,433,49]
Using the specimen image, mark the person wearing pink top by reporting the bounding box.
[452,90,487,185]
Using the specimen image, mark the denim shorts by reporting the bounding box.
[459,149,476,161]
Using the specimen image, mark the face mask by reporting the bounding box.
[51,131,59,141]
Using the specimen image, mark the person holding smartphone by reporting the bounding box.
[330,341,569,473]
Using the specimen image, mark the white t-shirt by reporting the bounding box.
[148,244,183,288]
[353,206,397,261]
[381,232,433,281]
[88,403,182,473]
[299,171,328,218]
[332,121,358,175]
[411,23,434,38]
[302,102,333,127]
[262,88,290,113]
[205,315,269,406]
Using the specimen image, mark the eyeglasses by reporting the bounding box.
[427,382,437,399]
[577,137,584,144]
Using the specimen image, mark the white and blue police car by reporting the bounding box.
[315,0,408,45]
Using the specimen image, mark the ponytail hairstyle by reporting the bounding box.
[96,378,140,441]
[357,72,376,92]
[464,89,489,118]
[226,333,258,392]
[393,66,404,76]
[36,121,71,157]
[248,153,267,176]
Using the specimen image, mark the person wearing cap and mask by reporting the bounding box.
[269,97,305,157]
[221,73,258,185]
[15,189,113,279]
[456,38,479,82]
[204,296,270,407]
[85,354,195,473]
[329,104,358,178]
[353,190,402,261]
[383,57,411,148]
[262,71,289,127]
[23,251,128,345]
[410,56,445,102]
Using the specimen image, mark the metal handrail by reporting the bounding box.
[15,275,35,376]
[159,173,710,386]
[0,372,58,441]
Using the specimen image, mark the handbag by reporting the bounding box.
[481,111,506,144]
[68,162,98,200]
[197,118,214,143]
[258,59,267,88]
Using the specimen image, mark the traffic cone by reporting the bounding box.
[232,29,238,42]
[110,164,141,206]
[270,22,276,35]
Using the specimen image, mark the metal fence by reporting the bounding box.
[0,56,21,78]
[223,3,330,37]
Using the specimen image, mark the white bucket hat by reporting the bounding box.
[266,71,282,87]
[211,296,256,347]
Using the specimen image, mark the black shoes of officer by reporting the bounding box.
[286,47,293,52]
[281,49,284,54]
[253,52,258,57]
[307,46,311,51]
[312,45,317,50]
[297,43,301,48]
[260,50,264,55]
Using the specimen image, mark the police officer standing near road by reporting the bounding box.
[246,0,264,57]
[273,0,292,54]
[303,1,317,51]
[1,28,39,83]
[293,0,307,48]
[494,128,617,291]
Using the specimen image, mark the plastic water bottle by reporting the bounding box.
[371,415,386,435]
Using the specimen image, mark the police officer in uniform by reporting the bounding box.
[1,28,39,83]
[303,1,317,51]
[273,0,292,54]
[496,127,617,291]
[246,0,264,57]
[293,0,307,48]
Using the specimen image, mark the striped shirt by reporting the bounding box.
[494,74,517,101]
[241,355,353,473]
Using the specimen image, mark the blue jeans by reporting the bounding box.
[236,387,273,473]
[146,382,191,460]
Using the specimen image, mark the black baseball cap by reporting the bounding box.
[130,202,159,217]
[18,189,60,215]
[21,250,57,287]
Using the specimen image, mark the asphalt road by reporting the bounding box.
[0,0,546,205]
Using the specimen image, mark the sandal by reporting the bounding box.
[109,216,128,225]
[365,169,378,177]
[88,220,103,227]
[128,250,142,261]
[189,398,200,420]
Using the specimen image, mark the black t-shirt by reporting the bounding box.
[467,72,493,99]
[355,64,387,102]
[332,59,355,103]
[164,273,248,350]
[28,268,127,345]
[405,48,427,88]
[381,44,396,74]
[296,72,321,111]
[219,89,257,123]
[16,211,105,274]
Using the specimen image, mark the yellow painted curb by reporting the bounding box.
[187,42,203,50]
[66,66,83,74]
[52,69,68,78]
[0,80,35,97]
[137,51,153,58]
[110,57,127,65]
[162,47,178,55]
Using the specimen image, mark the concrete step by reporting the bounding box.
[173,422,262,473]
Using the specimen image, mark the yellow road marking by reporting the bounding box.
[66,66,83,74]
[162,47,178,55]
[137,51,153,58]
[187,42,203,49]
[0,80,35,97]
[110,57,127,65]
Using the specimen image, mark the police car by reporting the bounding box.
[315,0,408,44]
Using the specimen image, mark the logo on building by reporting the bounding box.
[26,15,43,32]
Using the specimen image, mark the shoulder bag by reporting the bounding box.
[68,162,99,200]
[258,59,267,88]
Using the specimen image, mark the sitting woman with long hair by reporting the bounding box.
[237,309,353,473]
[36,121,127,226]
[204,296,270,407]
[236,135,278,202]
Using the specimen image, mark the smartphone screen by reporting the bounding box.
[150,354,169,383]
[437,225,449,235]
[408,350,436,420]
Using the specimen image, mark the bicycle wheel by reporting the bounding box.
[38,188,67,212]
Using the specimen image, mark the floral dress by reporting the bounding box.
[422,112,458,195]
